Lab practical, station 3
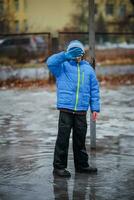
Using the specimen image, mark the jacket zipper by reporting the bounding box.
[74,63,80,111]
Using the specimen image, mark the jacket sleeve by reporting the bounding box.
[46,51,66,77]
[90,68,100,112]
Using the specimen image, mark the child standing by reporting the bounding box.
[47,40,100,177]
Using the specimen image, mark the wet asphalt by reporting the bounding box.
[0,86,134,200]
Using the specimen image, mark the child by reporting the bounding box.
[47,40,100,177]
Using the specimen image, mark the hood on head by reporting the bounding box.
[67,40,85,53]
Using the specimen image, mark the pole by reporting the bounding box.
[88,0,96,149]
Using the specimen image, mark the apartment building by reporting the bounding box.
[95,0,134,32]
[0,0,28,33]
[0,0,133,34]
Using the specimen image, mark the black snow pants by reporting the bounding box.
[53,111,89,169]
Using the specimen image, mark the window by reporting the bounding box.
[95,3,98,15]
[12,38,21,45]
[24,19,28,31]
[106,3,114,15]
[14,0,19,11]
[19,38,30,45]
[0,0,4,13]
[3,39,15,46]
[15,20,19,32]
[24,0,27,11]
[0,22,4,32]
[119,4,126,18]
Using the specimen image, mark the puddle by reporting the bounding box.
[0,85,134,200]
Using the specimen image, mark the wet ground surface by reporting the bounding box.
[0,85,134,200]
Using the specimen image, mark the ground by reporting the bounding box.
[0,86,134,200]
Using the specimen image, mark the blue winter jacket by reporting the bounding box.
[47,52,100,112]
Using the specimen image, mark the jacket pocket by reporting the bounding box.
[58,91,73,104]
[82,94,90,107]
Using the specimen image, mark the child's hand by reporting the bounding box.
[92,112,98,121]
[65,47,84,60]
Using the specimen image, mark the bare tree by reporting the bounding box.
[95,13,108,43]
[68,0,134,33]
[70,0,107,33]
[70,0,88,31]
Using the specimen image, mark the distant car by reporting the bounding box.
[0,39,4,44]
[0,36,46,62]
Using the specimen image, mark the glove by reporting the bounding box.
[65,47,84,60]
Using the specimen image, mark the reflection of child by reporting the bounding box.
[47,40,100,177]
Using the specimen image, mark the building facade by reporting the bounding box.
[95,0,134,32]
[26,0,75,35]
[0,0,28,33]
[0,0,133,34]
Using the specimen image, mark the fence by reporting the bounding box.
[0,32,52,64]
[0,31,134,65]
[58,32,134,65]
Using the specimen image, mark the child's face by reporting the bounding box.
[76,56,82,63]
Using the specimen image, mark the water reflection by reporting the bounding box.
[53,148,97,200]
[72,174,94,200]
[53,173,97,200]
[53,177,69,200]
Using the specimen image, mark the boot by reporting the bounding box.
[53,168,71,178]
[75,166,97,173]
